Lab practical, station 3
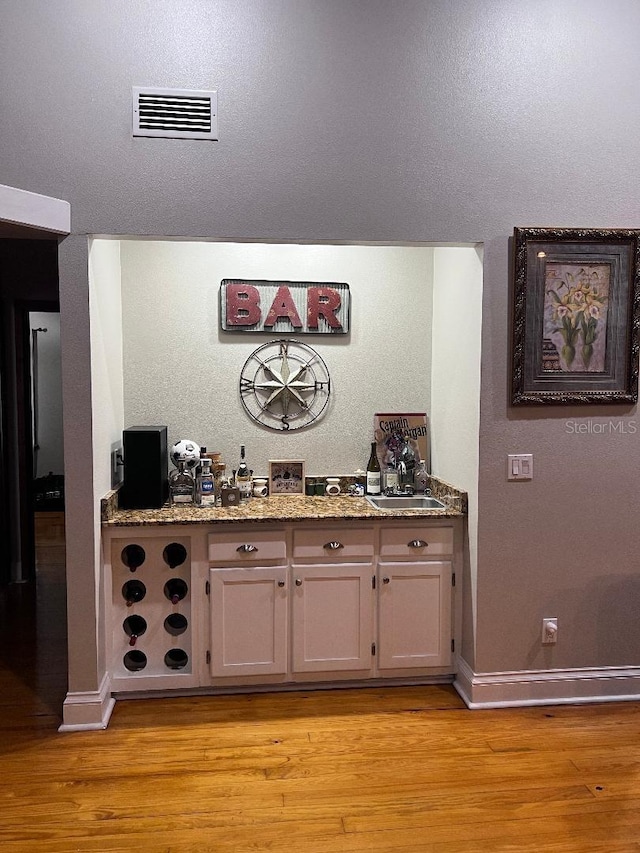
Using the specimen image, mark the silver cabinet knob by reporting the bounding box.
[324,540,344,550]
[408,539,428,549]
[277,580,285,588]
[236,543,258,553]
[295,578,303,586]
[382,576,390,584]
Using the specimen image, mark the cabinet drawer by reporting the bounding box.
[208,530,287,564]
[379,525,453,559]
[292,527,374,563]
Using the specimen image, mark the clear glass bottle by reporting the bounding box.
[169,461,195,505]
[383,464,399,492]
[366,440,381,495]
[413,460,430,493]
[196,457,216,507]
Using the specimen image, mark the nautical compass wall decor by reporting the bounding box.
[239,339,331,431]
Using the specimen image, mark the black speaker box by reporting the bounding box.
[119,426,169,509]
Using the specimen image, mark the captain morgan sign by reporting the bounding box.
[220,279,350,334]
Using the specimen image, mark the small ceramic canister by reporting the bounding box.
[253,478,268,497]
[325,477,341,496]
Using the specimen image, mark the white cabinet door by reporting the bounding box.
[377,561,452,670]
[209,567,288,677]
[291,565,374,673]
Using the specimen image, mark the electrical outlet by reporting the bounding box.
[542,617,558,645]
[111,442,124,488]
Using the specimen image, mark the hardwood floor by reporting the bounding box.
[1,522,640,851]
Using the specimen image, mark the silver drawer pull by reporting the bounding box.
[408,539,428,549]
[324,541,344,550]
[236,543,258,553]
[295,578,303,586]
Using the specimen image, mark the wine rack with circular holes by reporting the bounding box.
[111,536,192,685]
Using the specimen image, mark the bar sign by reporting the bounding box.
[220,279,350,334]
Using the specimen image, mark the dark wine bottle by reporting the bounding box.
[366,440,381,495]
[122,579,146,607]
[123,615,147,646]
[163,578,188,605]
[121,543,146,572]
[236,444,252,501]
[162,542,187,569]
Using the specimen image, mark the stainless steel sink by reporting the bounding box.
[365,495,446,511]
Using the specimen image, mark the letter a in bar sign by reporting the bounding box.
[219,279,350,334]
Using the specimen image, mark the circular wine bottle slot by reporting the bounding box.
[123,650,147,671]
[121,544,146,572]
[164,648,189,670]
[163,578,188,605]
[121,579,146,606]
[164,613,188,636]
[123,614,147,640]
[162,542,187,569]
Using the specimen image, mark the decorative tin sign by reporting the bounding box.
[220,279,350,334]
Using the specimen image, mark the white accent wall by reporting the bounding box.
[431,247,484,659]
[89,239,124,501]
[120,240,435,477]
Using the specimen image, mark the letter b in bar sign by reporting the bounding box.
[220,279,350,334]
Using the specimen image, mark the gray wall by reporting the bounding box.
[2,0,640,682]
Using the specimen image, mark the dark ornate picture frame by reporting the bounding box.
[512,227,640,405]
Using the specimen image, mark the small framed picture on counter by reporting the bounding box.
[268,460,306,495]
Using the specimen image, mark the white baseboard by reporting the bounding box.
[59,673,115,732]
[454,656,640,708]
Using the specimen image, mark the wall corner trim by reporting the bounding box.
[0,183,71,235]
[454,656,640,709]
[58,673,115,732]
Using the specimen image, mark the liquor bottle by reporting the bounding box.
[169,460,195,505]
[121,543,146,572]
[122,579,146,607]
[366,440,381,495]
[164,578,188,605]
[162,542,187,569]
[196,457,216,507]
[236,444,252,502]
[123,615,147,646]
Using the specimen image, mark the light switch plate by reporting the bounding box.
[507,454,533,480]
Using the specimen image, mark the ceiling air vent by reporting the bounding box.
[132,87,218,140]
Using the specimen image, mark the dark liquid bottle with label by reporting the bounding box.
[366,441,381,495]
[123,615,147,646]
[236,444,252,502]
[164,578,188,605]
[122,580,146,606]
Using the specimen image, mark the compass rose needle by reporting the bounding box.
[286,377,314,407]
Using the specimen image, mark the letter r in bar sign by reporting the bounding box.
[219,279,350,334]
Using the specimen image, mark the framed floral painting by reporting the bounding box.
[511,227,640,404]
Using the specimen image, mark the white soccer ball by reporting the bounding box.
[170,439,201,469]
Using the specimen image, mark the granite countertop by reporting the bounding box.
[102,477,467,527]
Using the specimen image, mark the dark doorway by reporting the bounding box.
[0,239,60,584]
